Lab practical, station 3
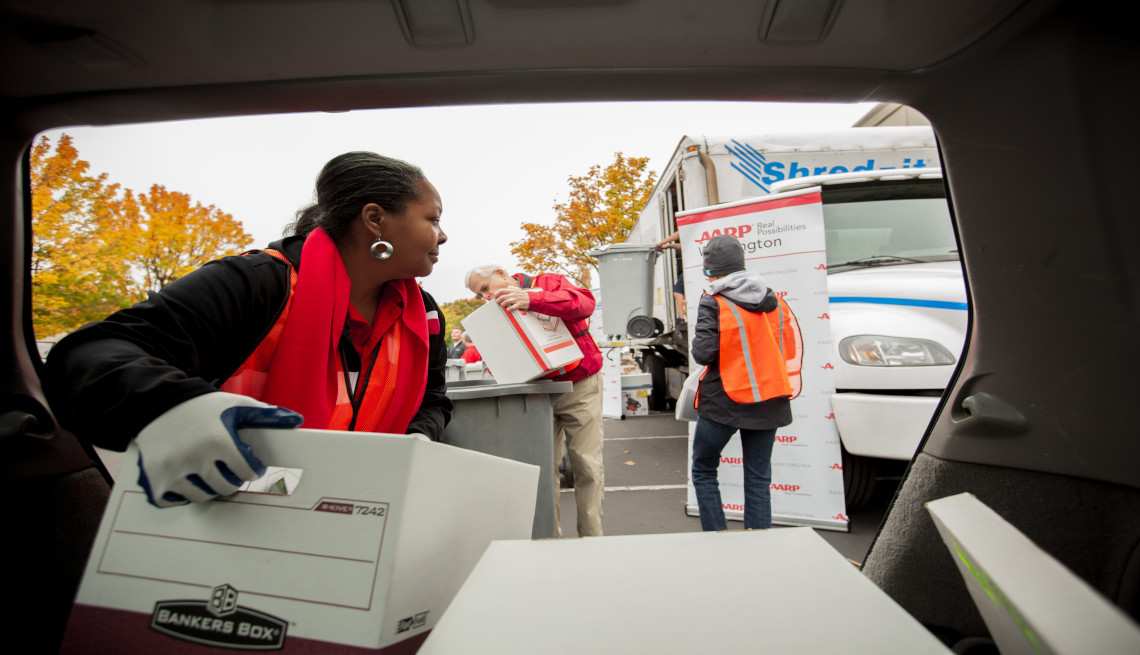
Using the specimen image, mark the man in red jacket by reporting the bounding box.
[459,332,482,363]
[466,263,604,537]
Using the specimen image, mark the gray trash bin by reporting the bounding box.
[444,358,467,381]
[442,379,572,539]
[587,243,659,338]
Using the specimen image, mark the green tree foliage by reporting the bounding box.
[511,152,656,288]
[439,297,484,333]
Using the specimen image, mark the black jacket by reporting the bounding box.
[43,235,453,449]
[691,286,792,430]
[446,341,467,359]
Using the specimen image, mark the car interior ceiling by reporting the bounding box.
[3,0,1138,652]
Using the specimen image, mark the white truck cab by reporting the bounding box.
[771,168,966,506]
[608,129,963,509]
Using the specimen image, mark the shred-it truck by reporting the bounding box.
[597,126,966,509]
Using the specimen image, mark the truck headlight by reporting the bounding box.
[839,335,956,366]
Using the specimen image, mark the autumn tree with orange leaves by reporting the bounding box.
[511,152,656,288]
[125,185,251,290]
[30,134,252,337]
[31,135,136,336]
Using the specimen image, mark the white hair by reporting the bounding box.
[464,262,505,289]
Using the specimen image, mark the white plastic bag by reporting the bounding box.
[674,365,707,422]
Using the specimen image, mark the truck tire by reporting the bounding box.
[842,447,877,512]
[644,352,668,411]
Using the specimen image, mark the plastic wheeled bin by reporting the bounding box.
[442,379,573,539]
[587,243,659,339]
[444,358,467,380]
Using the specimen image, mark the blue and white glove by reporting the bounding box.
[136,392,303,508]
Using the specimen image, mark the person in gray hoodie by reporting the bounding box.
[690,234,793,530]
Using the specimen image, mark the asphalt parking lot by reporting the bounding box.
[557,411,899,566]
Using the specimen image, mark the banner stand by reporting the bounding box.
[677,189,848,532]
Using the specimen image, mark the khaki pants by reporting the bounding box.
[552,372,604,537]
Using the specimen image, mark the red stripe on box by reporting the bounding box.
[501,307,548,368]
[543,340,576,353]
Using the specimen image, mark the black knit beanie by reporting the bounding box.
[702,234,746,276]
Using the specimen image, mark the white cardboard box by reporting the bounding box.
[620,373,651,416]
[926,493,1140,655]
[620,389,649,416]
[419,528,952,654]
[599,348,623,419]
[591,289,623,420]
[620,373,651,389]
[461,298,583,384]
[62,428,539,653]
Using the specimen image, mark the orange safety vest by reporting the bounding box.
[219,250,404,431]
[770,296,802,399]
[712,295,801,403]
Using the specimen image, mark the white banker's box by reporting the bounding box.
[926,493,1140,655]
[462,297,583,384]
[620,373,651,417]
[62,428,539,654]
[418,528,953,654]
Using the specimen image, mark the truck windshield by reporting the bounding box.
[822,180,958,271]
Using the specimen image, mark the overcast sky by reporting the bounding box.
[43,100,876,304]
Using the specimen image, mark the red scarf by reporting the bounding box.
[258,228,429,433]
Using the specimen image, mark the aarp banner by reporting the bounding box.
[677,189,847,531]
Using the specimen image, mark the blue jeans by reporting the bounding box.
[691,417,777,531]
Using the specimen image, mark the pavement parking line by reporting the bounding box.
[561,484,688,493]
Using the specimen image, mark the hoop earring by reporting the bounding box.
[370,238,394,260]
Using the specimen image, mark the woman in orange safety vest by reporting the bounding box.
[690,235,795,531]
[45,152,453,508]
